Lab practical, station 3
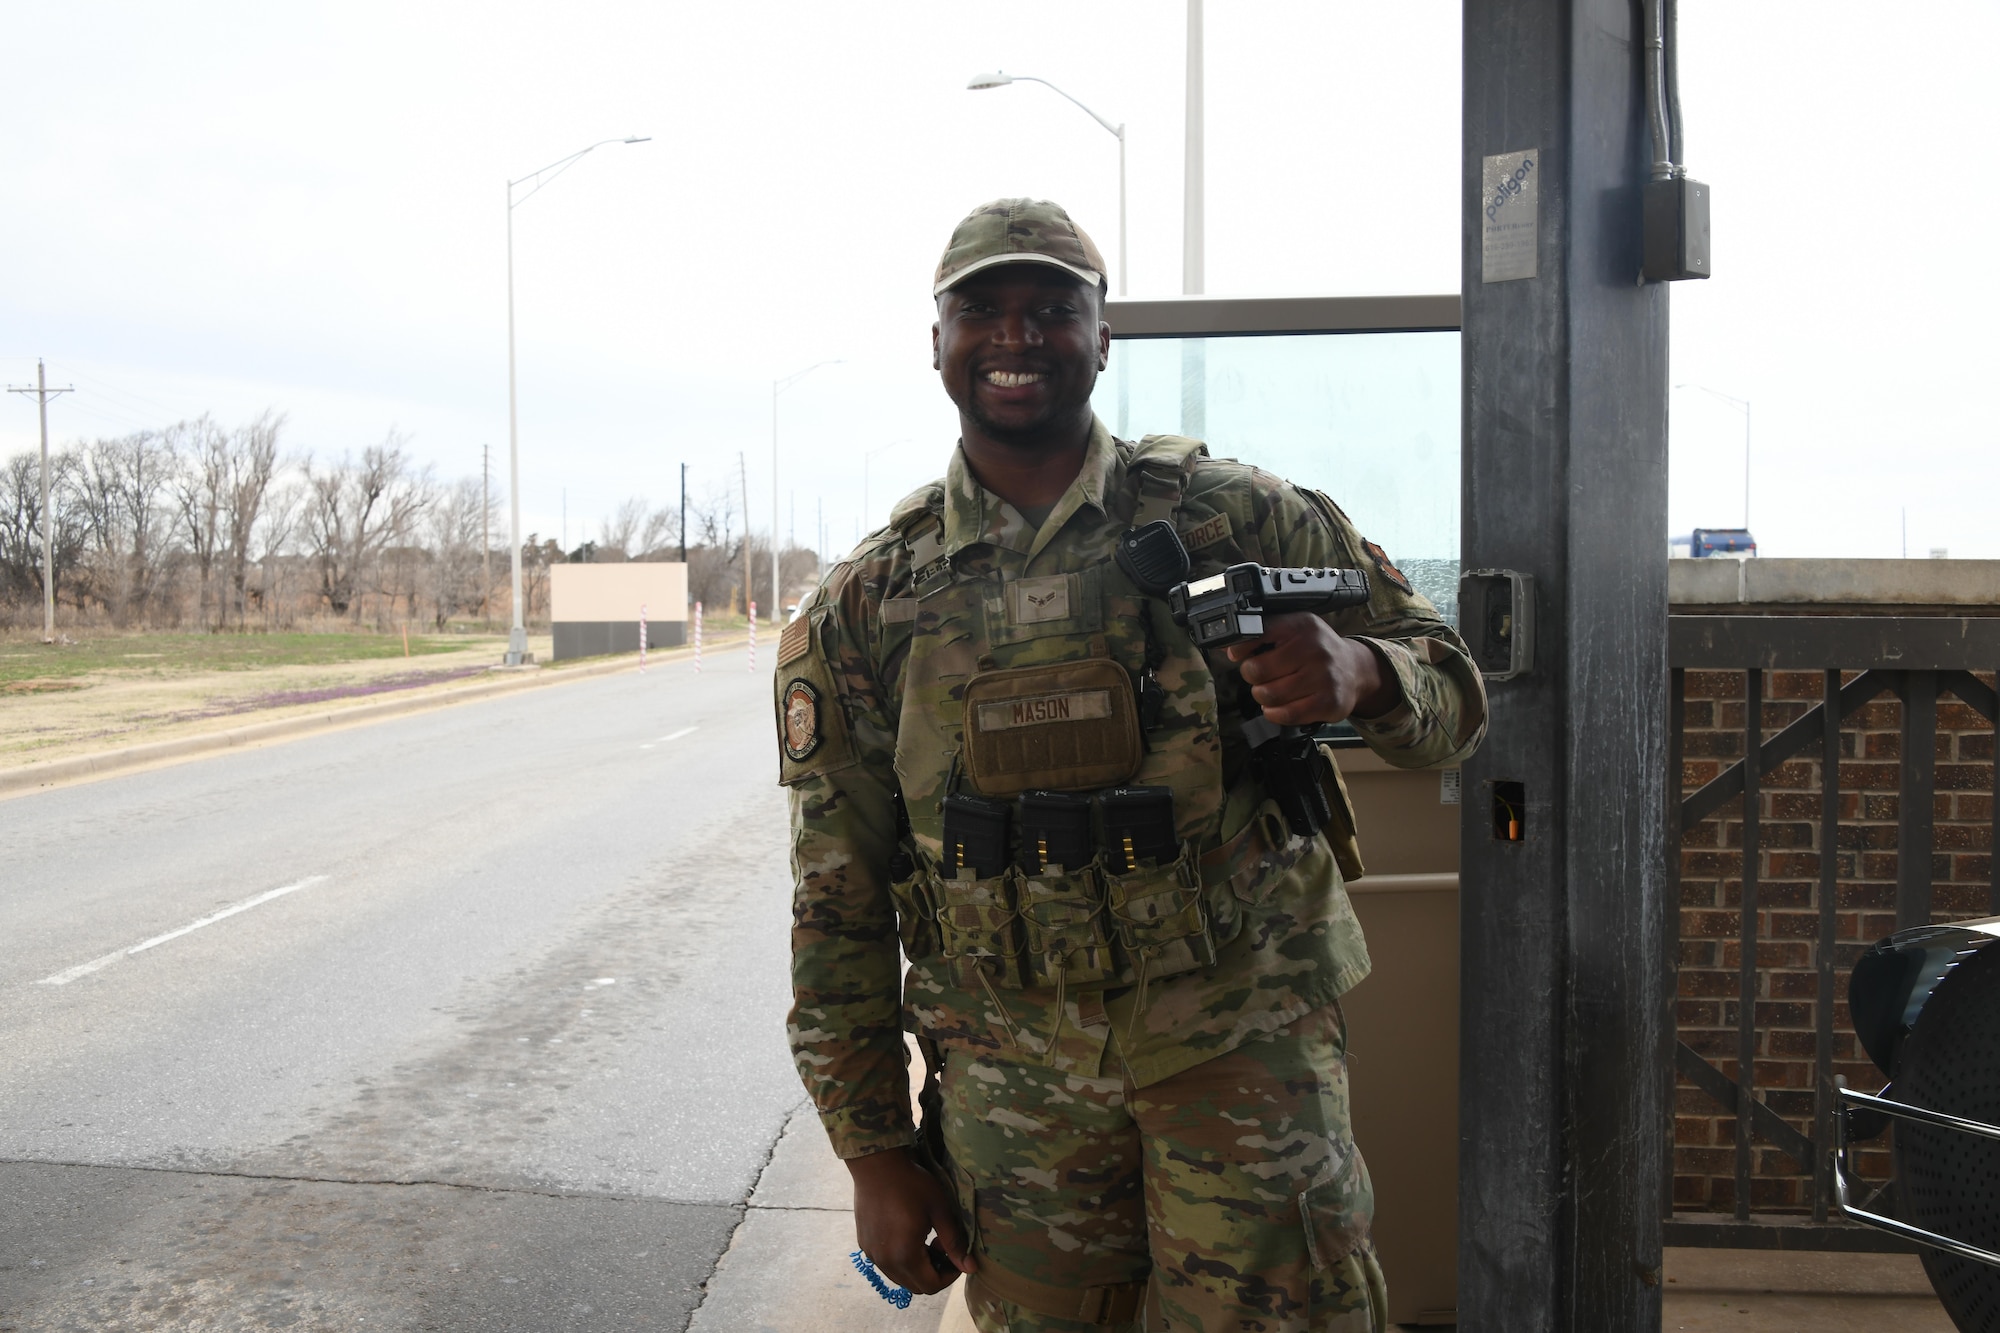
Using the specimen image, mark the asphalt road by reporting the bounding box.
[0,647,811,1331]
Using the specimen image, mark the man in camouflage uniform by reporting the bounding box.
[778,199,1485,1331]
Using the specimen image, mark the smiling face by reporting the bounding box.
[932,264,1109,449]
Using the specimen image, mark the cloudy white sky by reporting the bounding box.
[3,2,1993,561]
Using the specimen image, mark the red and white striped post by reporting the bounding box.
[638,603,648,673]
[748,601,757,673]
[693,601,703,673]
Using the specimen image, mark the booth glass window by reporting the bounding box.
[1094,331,1460,624]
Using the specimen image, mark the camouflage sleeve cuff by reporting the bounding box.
[818,1105,918,1161]
[1348,636,1454,763]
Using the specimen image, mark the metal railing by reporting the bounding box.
[1665,614,2000,1250]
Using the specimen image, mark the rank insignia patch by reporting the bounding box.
[782,679,822,761]
[1362,540,1412,594]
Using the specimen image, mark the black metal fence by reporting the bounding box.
[1665,615,2000,1251]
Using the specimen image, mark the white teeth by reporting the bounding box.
[985,370,1045,388]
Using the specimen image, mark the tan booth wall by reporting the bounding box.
[1336,748,1463,1326]
[548,564,689,661]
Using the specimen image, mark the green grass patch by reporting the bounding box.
[0,631,498,686]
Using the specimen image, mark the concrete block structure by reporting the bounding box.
[548,563,687,662]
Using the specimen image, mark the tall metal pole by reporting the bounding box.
[1116,123,1131,435]
[1117,126,1129,297]
[1183,0,1204,296]
[482,443,492,623]
[505,188,528,664]
[739,451,752,619]
[1180,0,1207,439]
[771,360,839,624]
[499,135,649,665]
[1674,385,1751,530]
[679,461,687,564]
[770,383,779,623]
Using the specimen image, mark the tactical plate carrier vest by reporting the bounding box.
[870,436,1363,999]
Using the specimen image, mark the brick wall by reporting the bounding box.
[1674,667,1997,1212]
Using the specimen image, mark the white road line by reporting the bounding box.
[660,726,699,742]
[36,875,330,986]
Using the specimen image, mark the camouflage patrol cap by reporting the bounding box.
[933,198,1107,297]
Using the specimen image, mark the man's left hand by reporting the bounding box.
[1224,613,1400,726]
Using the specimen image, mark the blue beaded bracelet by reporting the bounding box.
[850,1250,915,1309]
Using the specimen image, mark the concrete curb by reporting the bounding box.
[0,633,750,799]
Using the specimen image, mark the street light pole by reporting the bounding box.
[1675,383,1752,528]
[966,73,1126,296]
[1181,0,1206,439]
[771,359,840,624]
[1184,0,1204,297]
[503,135,650,665]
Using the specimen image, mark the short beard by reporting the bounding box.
[958,373,1097,447]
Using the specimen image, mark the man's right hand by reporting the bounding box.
[847,1146,976,1295]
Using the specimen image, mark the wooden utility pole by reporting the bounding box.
[7,360,74,644]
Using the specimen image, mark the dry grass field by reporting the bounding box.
[0,629,545,767]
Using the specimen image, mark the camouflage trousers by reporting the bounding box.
[939,1003,1386,1333]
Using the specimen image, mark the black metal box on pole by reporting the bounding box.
[1459,0,1672,1328]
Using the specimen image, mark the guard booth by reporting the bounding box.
[548,562,688,661]
[1096,294,1465,1325]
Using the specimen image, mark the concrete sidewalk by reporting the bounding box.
[691,1122,1956,1333]
[1660,1246,1952,1331]
[689,1040,1955,1333]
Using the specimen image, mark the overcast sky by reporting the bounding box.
[4,2,1993,562]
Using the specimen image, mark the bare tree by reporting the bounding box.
[111,430,176,622]
[426,476,489,628]
[300,431,435,621]
[69,438,130,618]
[168,415,230,629]
[636,504,681,560]
[222,410,285,630]
[684,482,742,611]
[596,498,645,561]
[0,450,47,611]
[251,478,305,629]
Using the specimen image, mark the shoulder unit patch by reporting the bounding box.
[1361,539,1413,595]
[782,679,822,761]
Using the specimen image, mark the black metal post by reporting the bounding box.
[1898,671,1937,929]
[1812,669,1839,1222]
[1664,668,1685,1219]
[1735,669,1761,1221]
[1459,0,1670,1326]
